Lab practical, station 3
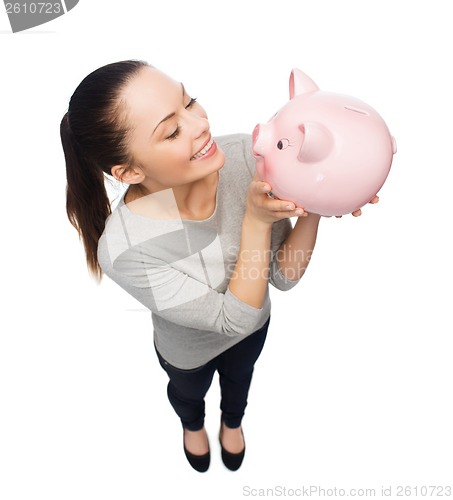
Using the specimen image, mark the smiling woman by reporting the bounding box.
[60,59,322,473]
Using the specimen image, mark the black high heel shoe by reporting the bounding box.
[219,418,246,471]
[183,428,210,473]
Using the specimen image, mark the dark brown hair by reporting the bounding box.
[60,59,149,279]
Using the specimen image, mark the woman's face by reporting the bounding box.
[122,66,225,188]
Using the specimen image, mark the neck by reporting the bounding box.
[173,172,219,215]
[126,171,219,219]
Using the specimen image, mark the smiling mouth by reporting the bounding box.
[191,137,214,160]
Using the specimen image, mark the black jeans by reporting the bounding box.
[154,316,270,431]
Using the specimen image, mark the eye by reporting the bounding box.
[166,126,180,140]
[277,139,290,150]
[185,97,197,109]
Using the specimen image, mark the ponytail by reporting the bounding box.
[61,113,111,279]
[60,59,149,279]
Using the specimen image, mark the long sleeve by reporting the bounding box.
[98,231,267,336]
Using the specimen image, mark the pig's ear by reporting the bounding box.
[297,123,333,163]
[289,69,319,99]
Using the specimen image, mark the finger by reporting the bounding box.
[352,208,362,217]
[259,181,272,194]
[369,195,379,204]
[251,180,271,195]
[273,209,308,220]
[286,208,308,217]
[269,200,306,215]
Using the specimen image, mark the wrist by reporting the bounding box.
[305,212,321,220]
[295,212,321,225]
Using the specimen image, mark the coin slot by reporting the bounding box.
[344,106,369,115]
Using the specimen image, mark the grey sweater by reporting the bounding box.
[97,134,300,369]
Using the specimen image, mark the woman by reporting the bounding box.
[61,59,360,472]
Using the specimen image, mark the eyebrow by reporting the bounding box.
[152,83,186,135]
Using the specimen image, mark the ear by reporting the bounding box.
[110,164,145,185]
[289,69,319,99]
[297,122,333,163]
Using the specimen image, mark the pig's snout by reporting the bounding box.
[252,124,262,157]
[252,123,271,158]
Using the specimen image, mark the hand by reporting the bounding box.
[246,174,308,226]
[335,195,380,218]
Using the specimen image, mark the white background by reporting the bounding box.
[1,1,452,498]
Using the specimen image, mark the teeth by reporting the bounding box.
[191,138,214,159]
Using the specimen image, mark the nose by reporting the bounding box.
[252,124,260,150]
[186,109,209,138]
[252,123,269,157]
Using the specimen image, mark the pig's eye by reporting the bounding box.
[277,139,290,150]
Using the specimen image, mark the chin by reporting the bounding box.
[211,146,225,170]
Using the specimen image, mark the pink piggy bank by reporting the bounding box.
[252,69,397,216]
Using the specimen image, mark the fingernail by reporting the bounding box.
[295,209,303,215]
[286,204,294,210]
